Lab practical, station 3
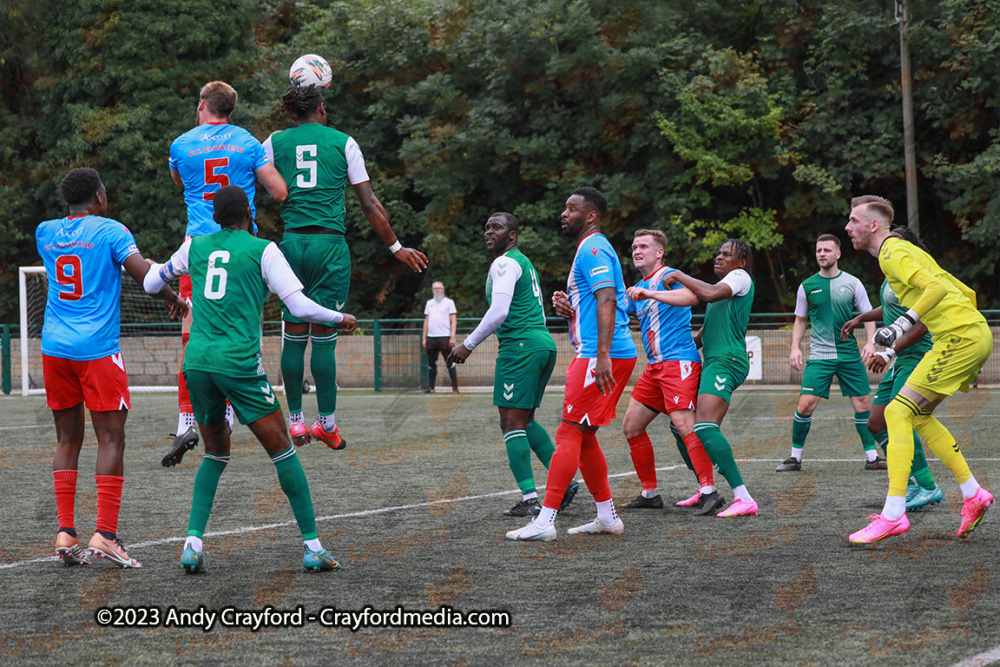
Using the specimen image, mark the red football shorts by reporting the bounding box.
[179,273,192,305]
[43,353,131,412]
[178,235,193,306]
[562,356,636,427]
[631,360,701,414]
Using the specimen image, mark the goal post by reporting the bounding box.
[17,266,287,398]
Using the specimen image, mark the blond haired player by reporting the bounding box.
[845,195,993,543]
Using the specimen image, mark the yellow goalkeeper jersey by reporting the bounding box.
[878,237,983,337]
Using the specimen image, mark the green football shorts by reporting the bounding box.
[280,233,351,324]
[800,357,870,399]
[184,369,281,426]
[493,343,557,410]
[872,354,922,406]
[698,357,749,403]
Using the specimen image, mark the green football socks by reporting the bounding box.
[186,453,230,538]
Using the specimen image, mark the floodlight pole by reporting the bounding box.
[897,0,919,235]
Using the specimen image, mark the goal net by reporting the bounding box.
[18,267,285,396]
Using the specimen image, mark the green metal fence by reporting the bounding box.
[7,312,1000,394]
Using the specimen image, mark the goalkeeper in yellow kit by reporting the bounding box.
[845,195,993,544]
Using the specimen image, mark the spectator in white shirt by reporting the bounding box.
[423,282,459,393]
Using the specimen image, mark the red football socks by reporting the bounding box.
[95,475,124,535]
[627,432,657,491]
[684,431,715,488]
[53,470,78,530]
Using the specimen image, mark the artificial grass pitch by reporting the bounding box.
[1,389,998,665]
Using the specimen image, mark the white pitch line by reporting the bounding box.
[950,646,1000,667]
[0,464,685,570]
[4,412,1000,431]
[6,455,1000,570]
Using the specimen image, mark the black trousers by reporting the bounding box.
[425,336,458,390]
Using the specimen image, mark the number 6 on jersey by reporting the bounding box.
[205,250,230,299]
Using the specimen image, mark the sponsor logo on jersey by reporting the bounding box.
[589,266,610,277]
[201,132,233,142]
[56,227,85,238]
[809,289,823,295]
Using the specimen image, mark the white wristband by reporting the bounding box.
[388,241,402,253]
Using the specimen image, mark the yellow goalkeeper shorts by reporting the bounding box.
[906,320,992,397]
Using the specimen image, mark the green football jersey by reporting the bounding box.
[486,248,556,351]
[880,279,932,358]
[184,229,272,377]
[268,124,352,232]
[797,271,871,361]
[702,269,754,363]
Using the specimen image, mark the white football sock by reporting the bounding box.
[289,412,304,425]
[882,495,906,521]
[523,492,538,501]
[177,413,195,434]
[732,485,752,503]
[791,447,803,461]
[184,536,203,552]
[641,488,659,499]
[305,538,322,552]
[865,450,878,462]
[596,499,618,524]
[700,485,716,495]
[320,413,336,432]
[535,506,557,528]
[960,477,982,500]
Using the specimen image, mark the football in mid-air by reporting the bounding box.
[289,54,333,89]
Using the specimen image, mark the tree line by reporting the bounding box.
[2,0,997,324]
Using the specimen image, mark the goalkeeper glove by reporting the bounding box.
[874,310,918,346]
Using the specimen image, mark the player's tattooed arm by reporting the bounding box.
[593,287,617,396]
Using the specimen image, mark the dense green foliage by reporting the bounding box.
[3,0,999,321]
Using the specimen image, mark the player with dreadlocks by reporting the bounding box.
[263,84,428,450]
[660,239,760,516]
